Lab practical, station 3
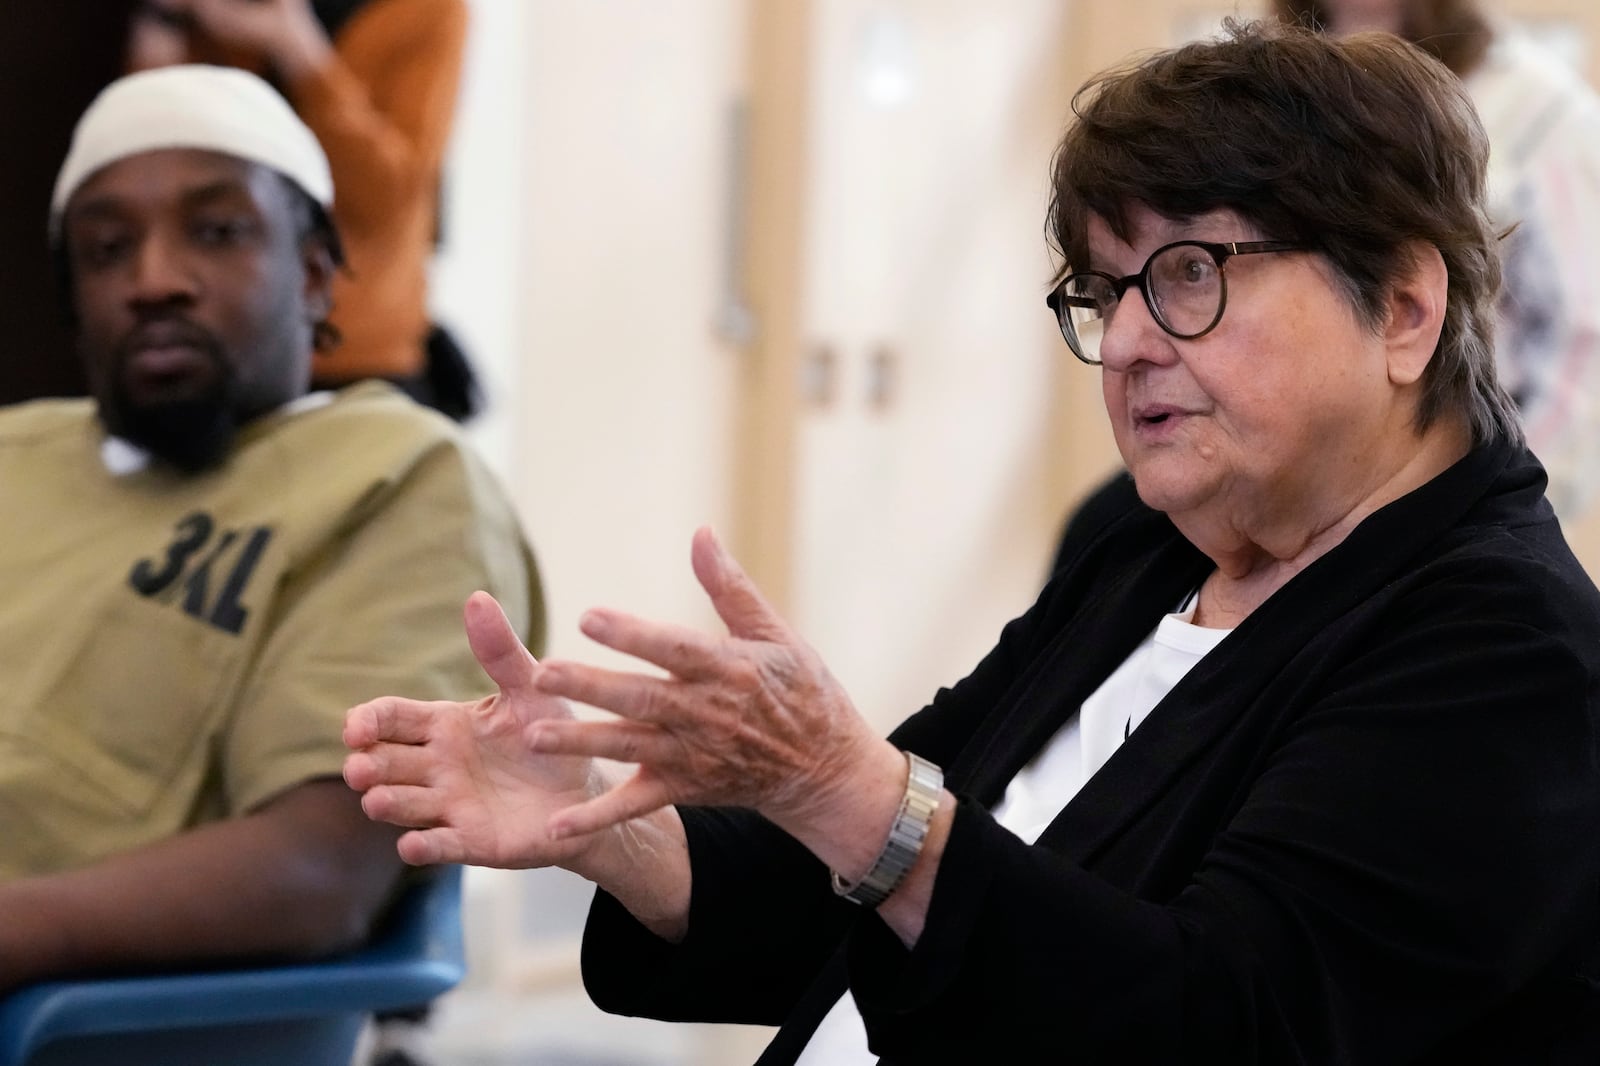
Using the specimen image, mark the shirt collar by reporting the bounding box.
[98,391,336,476]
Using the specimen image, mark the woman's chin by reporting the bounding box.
[1126,462,1216,519]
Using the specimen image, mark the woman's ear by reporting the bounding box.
[1384,241,1448,387]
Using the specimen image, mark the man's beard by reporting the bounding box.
[111,392,238,473]
[99,330,239,474]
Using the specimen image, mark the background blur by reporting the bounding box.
[426,1,1600,1062]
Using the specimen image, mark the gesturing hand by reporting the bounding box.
[524,527,902,861]
[343,592,604,870]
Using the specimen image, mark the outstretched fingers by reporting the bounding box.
[552,532,799,687]
[343,739,439,793]
[546,770,675,841]
[526,717,672,763]
[534,656,691,722]
[465,590,540,696]
[344,695,440,751]
[396,826,469,867]
[689,526,793,643]
[570,609,727,683]
[358,781,448,833]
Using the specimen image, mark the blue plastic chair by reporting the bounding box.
[0,864,464,1066]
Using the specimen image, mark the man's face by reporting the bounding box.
[61,148,332,471]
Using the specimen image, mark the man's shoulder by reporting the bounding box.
[0,397,97,444]
[262,382,470,466]
[236,382,510,533]
[319,379,457,430]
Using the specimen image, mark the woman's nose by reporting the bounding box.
[1097,286,1177,372]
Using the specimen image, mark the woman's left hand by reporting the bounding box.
[528,527,907,868]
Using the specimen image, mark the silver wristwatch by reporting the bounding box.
[831,752,944,908]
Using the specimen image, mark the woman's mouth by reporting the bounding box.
[1131,404,1193,438]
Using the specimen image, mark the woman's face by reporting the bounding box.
[1094,204,1407,546]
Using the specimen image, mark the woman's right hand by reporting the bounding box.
[342,592,607,873]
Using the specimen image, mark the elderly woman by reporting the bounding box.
[343,21,1600,1064]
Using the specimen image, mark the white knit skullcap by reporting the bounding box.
[50,64,333,233]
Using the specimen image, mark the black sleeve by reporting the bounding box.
[1049,467,1139,577]
[845,562,1600,1063]
[581,804,858,1025]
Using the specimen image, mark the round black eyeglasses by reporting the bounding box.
[1046,240,1306,365]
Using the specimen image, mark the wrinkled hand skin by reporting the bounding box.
[344,527,900,897]
[343,592,608,873]
[521,526,892,848]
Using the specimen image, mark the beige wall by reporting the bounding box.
[433,2,763,1061]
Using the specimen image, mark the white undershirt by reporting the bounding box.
[794,599,1232,1065]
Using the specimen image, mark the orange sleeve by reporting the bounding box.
[288,0,468,235]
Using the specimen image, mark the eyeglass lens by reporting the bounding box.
[1058,243,1224,364]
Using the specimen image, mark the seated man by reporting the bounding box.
[0,63,542,994]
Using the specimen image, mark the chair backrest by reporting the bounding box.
[0,864,465,1066]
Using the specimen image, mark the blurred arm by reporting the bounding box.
[0,778,404,994]
[281,0,468,232]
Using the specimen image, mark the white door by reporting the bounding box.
[783,0,1084,732]
[434,2,767,1064]
[777,1,1267,731]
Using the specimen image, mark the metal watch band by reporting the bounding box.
[831,751,944,908]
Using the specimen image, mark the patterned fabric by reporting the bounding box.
[1471,25,1600,520]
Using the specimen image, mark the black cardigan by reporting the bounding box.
[583,440,1600,1065]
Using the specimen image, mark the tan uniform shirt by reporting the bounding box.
[0,382,543,878]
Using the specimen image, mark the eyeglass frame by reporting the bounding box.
[1046,239,1308,366]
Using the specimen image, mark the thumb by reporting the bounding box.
[690,526,789,642]
[464,591,538,695]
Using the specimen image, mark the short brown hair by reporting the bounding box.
[1048,19,1519,446]
[1271,0,1492,76]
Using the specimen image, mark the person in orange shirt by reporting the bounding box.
[128,0,477,421]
